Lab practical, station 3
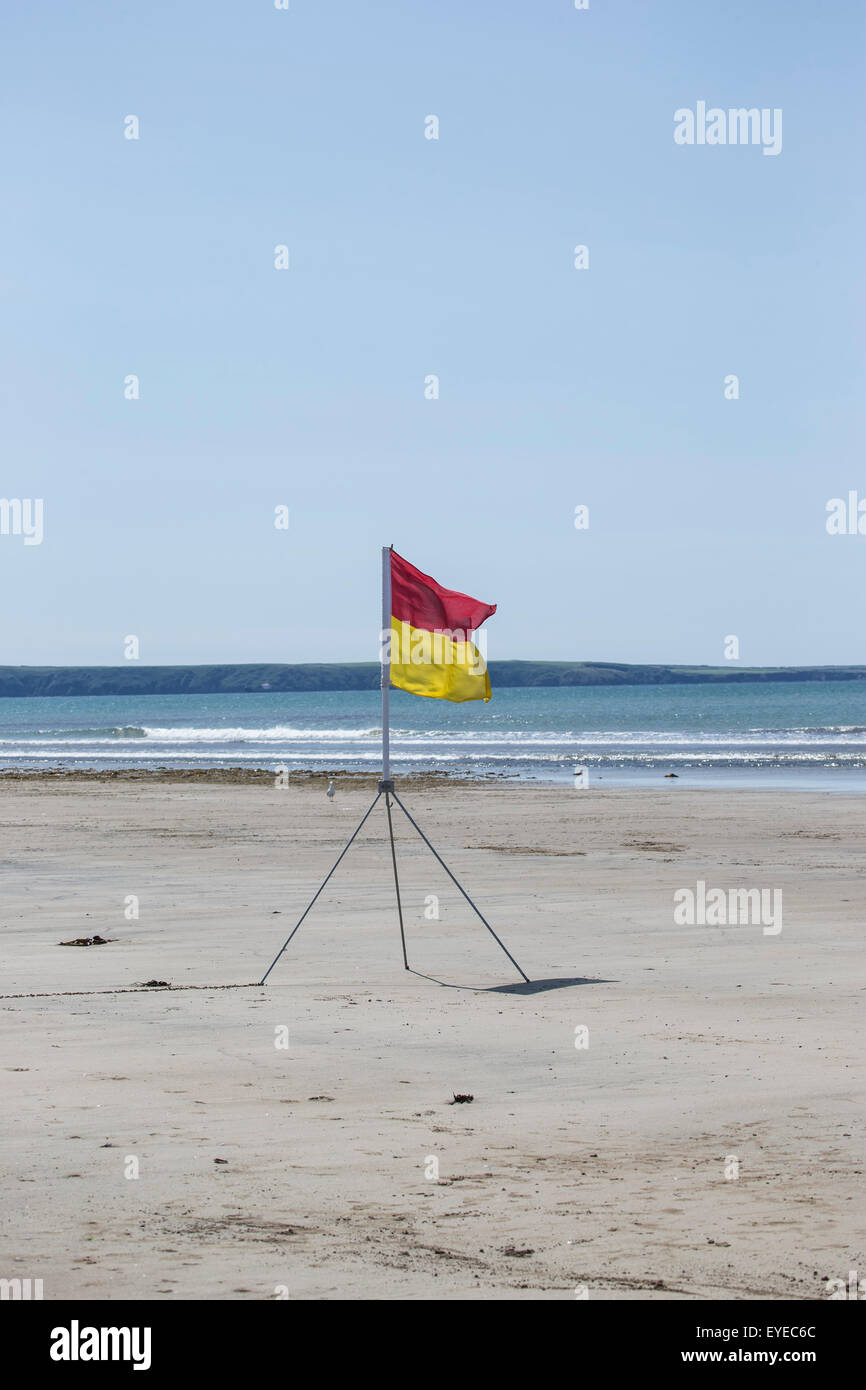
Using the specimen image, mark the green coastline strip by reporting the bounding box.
[0,662,864,697]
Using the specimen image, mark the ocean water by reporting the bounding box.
[1,681,865,789]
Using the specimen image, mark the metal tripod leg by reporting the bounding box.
[391,791,530,984]
[258,790,382,984]
[384,792,409,970]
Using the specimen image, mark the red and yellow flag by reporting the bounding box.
[388,549,496,703]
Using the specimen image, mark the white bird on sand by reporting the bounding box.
[326,779,336,801]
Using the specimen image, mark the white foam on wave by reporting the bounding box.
[6,724,866,749]
[138,726,383,742]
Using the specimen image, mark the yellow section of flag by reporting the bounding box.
[388,620,491,704]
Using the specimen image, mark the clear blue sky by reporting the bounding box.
[1,0,863,666]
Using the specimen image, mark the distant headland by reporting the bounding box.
[0,663,864,698]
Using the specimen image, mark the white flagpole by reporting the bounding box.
[381,545,391,785]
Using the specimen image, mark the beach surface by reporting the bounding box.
[1,774,863,1300]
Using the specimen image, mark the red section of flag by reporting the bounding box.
[390,549,496,633]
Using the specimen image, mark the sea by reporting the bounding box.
[1,681,865,790]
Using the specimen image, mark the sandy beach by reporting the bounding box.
[1,774,863,1301]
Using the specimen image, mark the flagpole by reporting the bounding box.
[380,544,408,966]
[381,544,391,786]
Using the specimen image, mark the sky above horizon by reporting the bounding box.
[1,1,863,668]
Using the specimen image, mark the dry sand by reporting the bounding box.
[1,774,863,1300]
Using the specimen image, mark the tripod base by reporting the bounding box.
[258,783,529,986]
